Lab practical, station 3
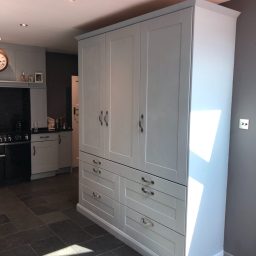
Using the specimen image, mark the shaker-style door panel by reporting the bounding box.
[105,24,140,168]
[79,35,105,157]
[140,9,192,184]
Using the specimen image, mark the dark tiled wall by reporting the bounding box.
[46,52,78,128]
[0,88,30,132]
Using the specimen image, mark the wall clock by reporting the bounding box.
[0,50,8,72]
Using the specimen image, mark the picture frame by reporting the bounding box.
[28,75,34,83]
[35,72,43,83]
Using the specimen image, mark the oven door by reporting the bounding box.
[0,145,5,184]
[5,142,31,183]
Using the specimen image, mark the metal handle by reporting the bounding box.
[33,146,36,156]
[0,154,6,158]
[40,136,50,139]
[141,177,154,185]
[104,111,109,127]
[141,187,154,196]
[92,159,101,165]
[99,111,103,126]
[92,192,101,199]
[140,217,154,227]
[139,114,144,133]
[58,134,61,144]
[93,168,101,175]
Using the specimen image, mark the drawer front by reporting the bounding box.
[80,161,119,201]
[120,178,185,234]
[80,151,187,197]
[121,206,185,256]
[32,133,58,142]
[79,183,120,226]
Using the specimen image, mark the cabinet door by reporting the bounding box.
[31,140,58,174]
[30,88,47,128]
[79,35,105,157]
[59,132,72,169]
[105,24,140,167]
[140,9,192,184]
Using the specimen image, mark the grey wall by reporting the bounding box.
[46,52,78,128]
[222,1,256,255]
[0,42,46,84]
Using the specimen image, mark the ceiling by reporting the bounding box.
[0,0,229,54]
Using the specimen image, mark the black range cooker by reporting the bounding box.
[0,87,31,185]
[0,132,31,185]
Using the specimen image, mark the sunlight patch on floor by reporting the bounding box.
[44,244,93,256]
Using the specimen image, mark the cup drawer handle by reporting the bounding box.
[93,168,101,175]
[92,192,101,199]
[140,217,154,228]
[141,187,154,196]
[141,177,154,185]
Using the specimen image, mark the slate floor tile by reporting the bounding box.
[62,208,94,227]
[0,170,142,256]
[0,215,10,225]
[0,225,53,252]
[39,211,69,225]
[0,245,37,256]
[84,224,108,238]
[0,223,18,238]
[79,234,124,255]
[30,205,57,216]
[49,220,93,245]
[30,236,65,256]
[112,245,142,256]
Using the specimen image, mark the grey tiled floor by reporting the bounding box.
[0,170,141,256]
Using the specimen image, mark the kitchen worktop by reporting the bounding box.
[31,127,72,134]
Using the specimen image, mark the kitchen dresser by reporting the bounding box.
[77,1,240,255]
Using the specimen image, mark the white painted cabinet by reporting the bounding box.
[30,88,47,128]
[79,35,105,157]
[58,131,72,169]
[139,10,191,185]
[78,1,239,256]
[31,134,58,176]
[105,24,140,167]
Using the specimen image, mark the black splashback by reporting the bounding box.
[0,88,30,133]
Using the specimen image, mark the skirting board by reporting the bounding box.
[224,252,234,256]
[77,203,158,256]
[213,251,224,256]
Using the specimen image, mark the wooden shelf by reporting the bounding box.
[0,80,46,89]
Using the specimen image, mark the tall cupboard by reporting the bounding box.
[77,1,239,255]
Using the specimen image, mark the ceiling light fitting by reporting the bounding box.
[20,23,28,27]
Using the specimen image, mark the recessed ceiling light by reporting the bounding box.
[69,0,76,2]
[20,23,29,27]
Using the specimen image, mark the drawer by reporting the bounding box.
[121,206,185,256]
[80,151,187,197]
[32,133,58,142]
[120,178,185,234]
[80,161,119,201]
[79,183,120,227]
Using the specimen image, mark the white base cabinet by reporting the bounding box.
[77,1,239,256]
[31,133,58,175]
[58,131,72,169]
[31,131,72,179]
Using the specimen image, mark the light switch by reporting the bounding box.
[239,119,249,130]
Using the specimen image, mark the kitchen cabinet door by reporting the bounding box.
[58,132,72,169]
[31,140,58,174]
[139,9,192,184]
[30,88,47,128]
[105,24,140,168]
[79,35,105,157]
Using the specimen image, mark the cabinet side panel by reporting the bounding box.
[186,6,238,256]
